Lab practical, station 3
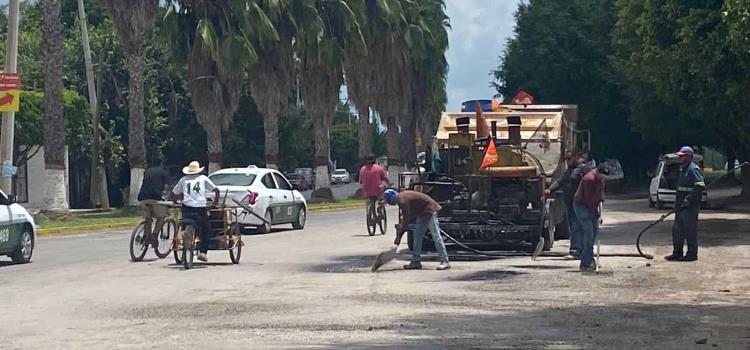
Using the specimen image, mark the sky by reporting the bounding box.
[443,0,518,112]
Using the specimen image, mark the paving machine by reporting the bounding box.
[400,103,584,251]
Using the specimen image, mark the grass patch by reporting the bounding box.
[39,212,141,230]
[308,198,364,210]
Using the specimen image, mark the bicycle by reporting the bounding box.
[366,197,387,236]
[129,202,177,261]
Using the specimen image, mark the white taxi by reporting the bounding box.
[0,189,36,264]
[209,166,307,234]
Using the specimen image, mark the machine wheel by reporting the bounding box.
[258,210,273,234]
[554,222,570,240]
[11,228,34,264]
[154,219,176,259]
[129,222,148,262]
[292,206,306,230]
[182,225,195,270]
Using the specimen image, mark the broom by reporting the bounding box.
[372,226,406,272]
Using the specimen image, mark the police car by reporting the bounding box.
[0,189,36,264]
[209,166,307,234]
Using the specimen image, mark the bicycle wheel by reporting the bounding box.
[129,222,149,262]
[229,222,242,264]
[377,204,387,235]
[366,203,377,236]
[154,219,176,259]
[182,225,195,270]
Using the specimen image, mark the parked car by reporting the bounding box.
[330,169,351,184]
[294,168,315,190]
[649,153,708,209]
[0,189,36,264]
[285,172,312,191]
[209,166,307,234]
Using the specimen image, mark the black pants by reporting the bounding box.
[672,206,699,258]
[182,206,212,254]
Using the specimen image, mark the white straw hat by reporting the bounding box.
[182,161,204,175]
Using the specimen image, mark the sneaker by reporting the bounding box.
[197,253,208,262]
[664,255,683,261]
[436,261,451,271]
[403,261,423,270]
[563,254,581,260]
[579,265,595,273]
[679,256,697,262]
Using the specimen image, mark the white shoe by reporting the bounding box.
[198,253,208,262]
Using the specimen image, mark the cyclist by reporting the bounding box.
[172,161,220,262]
[359,155,390,209]
[137,164,171,241]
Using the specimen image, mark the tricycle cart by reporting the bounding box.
[172,205,243,270]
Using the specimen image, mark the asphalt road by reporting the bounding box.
[1,192,749,349]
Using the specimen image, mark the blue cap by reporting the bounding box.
[676,146,694,157]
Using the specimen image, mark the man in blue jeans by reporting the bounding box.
[383,189,450,271]
[573,164,608,272]
[547,151,591,259]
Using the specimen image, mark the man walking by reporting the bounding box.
[383,189,450,270]
[665,146,705,262]
[547,151,591,259]
[573,164,608,272]
[138,164,171,240]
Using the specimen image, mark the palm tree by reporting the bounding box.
[103,0,159,205]
[163,0,278,173]
[41,0,69,211]
[250,2,295,170]
[296,0,365,191]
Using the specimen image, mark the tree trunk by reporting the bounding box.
[42,0,69,211]
[357,106,372,164]
[313,117,331,189]
[400,115,417,168]
[385,116,401,185]
[206,124,223,174]
[126,52,146,205]
[262,112,279,169]
[741,162,750,198]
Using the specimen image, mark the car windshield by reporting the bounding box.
[334,170,347,175]
[209,173,257,186]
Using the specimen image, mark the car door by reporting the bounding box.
[273,172,295,222]
[260,173,284,224]
[649,162,663,201]
[0,191,15,255]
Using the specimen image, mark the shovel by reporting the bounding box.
[372,226,406,272]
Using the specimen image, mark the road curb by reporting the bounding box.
[38,222,137,236]
[308,203,364,212]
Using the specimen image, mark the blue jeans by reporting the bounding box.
[412,213,449,263]
[566,206,583,255]
[573,205,598,268]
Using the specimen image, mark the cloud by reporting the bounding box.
[444,0,518,111]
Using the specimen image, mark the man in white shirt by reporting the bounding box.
[172,161,220,262]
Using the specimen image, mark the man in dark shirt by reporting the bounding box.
[547,151,591,259]
[383,189,450,270]
[573,164,608,272]
[138,165,171,238]
[665,146,705,262]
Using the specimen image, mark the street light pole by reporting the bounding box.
[0,0,21,194]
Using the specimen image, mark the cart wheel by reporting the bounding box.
[154,219,176,259]
[377,205,387,235]
[129,221,149,262]
[182,225,195,270]
[173,249,184,265]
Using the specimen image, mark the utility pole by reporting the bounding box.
[77,0,109,208]
[0,0,20,194]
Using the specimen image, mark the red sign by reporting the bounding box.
[0,73,21,91]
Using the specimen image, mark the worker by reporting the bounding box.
[665,146,705,262]
[573,163,609,272]
[172,161,220,262]
[138,163,172,243]
[383,189,450,271]
[546,151,591,259]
